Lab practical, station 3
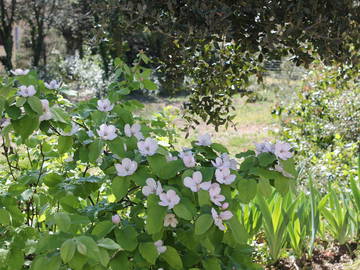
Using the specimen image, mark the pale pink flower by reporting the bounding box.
[211,208,233,231]
[196,133,212,146]
[159,190,180,209]
[221,202,229,210]
[112,214,121,225]
[255,141,275,155]
[115,158,138,176]
[215,168,236,185]
[211,153,237,170]
[44,80,60,89]
[142,178,163,197]
[39,99,52,121]
[0,118,10,128]
[179,151,196,168]
[87,130,95,137]
[97,124,117,140]
[164,213,178,228]
[209,183,225,206]
[137,138,158,156]
[124,123,143,140]
[154,240,167,254]
[183,171,211,192]
[97,98,114,112]
[61,123,80,136]
[274,141,293,160]
[166,153,178,162]
[18,85,36,97]
[11,69,29,76]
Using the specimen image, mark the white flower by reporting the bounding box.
[274,141,293,160]
[1,118,10,128]
[142,178,163,197]
[115,158,138,176]
[179,151,196,168]
[255,141,275,155]
[164,213,178,228]
[274,163,294,178]
[196,133,212,146]
[221,202,229,210]
[159,190,180,209]
[215,168,236,185]
[154,240,167,254]
[211,153,237,170]
[112,214,121,225]
[124,123,143,140]
[183,171,211,192]
[137,137,158,156]
[166,153,178,162]
[61,123,80,136]
[97,98,114,112]
[211,208,233,231]
[18,85,36,97]
[87,130,95,137]
[97,124,117,141]
[44,80,60,89]
[11,69,29,76]
[209,183,225,206]
[39,99,52,121]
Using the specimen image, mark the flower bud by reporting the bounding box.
[112,214,121,225]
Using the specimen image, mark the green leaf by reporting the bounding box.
[50,107,70,123]
[228,216,249,244]
[12,115,39,140]
[0,208,11,225]
[75,236,100,261]
[145,195,167,235]
[43,173,63,187]
[195,214,213,235]
[237,179,257,203]
[139,242,158,265]
[258,152,276,167]
[88,139,104,163]
[98,247,110,267]
[258,178,273,198]
[161,246,183,270]
[7,249,24,270]
[91,221,114,239]
[76,241,87,255]
[211,143,229,153]
[58,136,73,154]
[202,257,222,270]
[198,189,211,206]
[97,238,121,250]
[173,203,193,220]
[112,177,130,200]
[108,137,127,158]
[148,154,185,179]
[143,79,158,90]
[60,239,76,263]
[110,253,130,270]
[114,226,138,251]
[53,212,71,232]
[27,96,43,114]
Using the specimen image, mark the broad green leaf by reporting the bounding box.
[139,242,158,265]
[58,135,73,154]
[228,216,249,244]
[91,221,114,239]
[50,107,70,123]
[148,154,185,179]
[12,115,39,140]
[108,137,126,158]
[7,249,24,270]
[0,208,11,225]
[237,179,257,203]
[54,212,71,232]
[60,239,76,263]
[202,257,221,270]
[88,139,103,163]
[145,195,166,235]
[76,241,87,255]
[112,177,130,200]
[198,189,211,206]
[110,253,130,270]
[143,79,158,90]
[98,247,110,267]
[114,226,138,251]
[258,152,276,167]
[195,214,213,235]
[211,143,229,153]
[75,236,100,261]
[27,96,43,114]
[257,178,273,198]
[43,173,63,187]
[97,238,121,250]
[68,252,87,270]
[174,203,193,220]
[161,246,183,269]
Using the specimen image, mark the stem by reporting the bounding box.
[26,146,33,167]
[2,137,16,180]
[35,143,45,186]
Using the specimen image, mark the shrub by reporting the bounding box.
[0,60,296,270]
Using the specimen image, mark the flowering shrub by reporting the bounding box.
[0,63,297,270]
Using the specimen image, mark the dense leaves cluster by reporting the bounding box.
[0,60,297,269]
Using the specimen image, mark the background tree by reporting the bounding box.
[0,0,17,71]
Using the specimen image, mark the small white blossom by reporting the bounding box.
[179,151,196,168]
[137,137,158,156]
[274,141,293,160]
[215,168,236,185]
[115,158,138,176]
[124,123,143,140]
[255,141,275,155]
[211,208,233,231]
[112,214,121,225]
[18,85,36,97]
[61,123,80,136]
[164,213,178,228]
[97,124,117,141]
[142,178,163,197]
[39,99,52,121]
[209,183,225,206]
[154,240,167,254]
[97,98,114,112]
[159,190,180,209]
[11,69,29,76]
[44,80,60,89]
[183,171,211,192]
[211,153,237,170]
[196,133,212,146]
